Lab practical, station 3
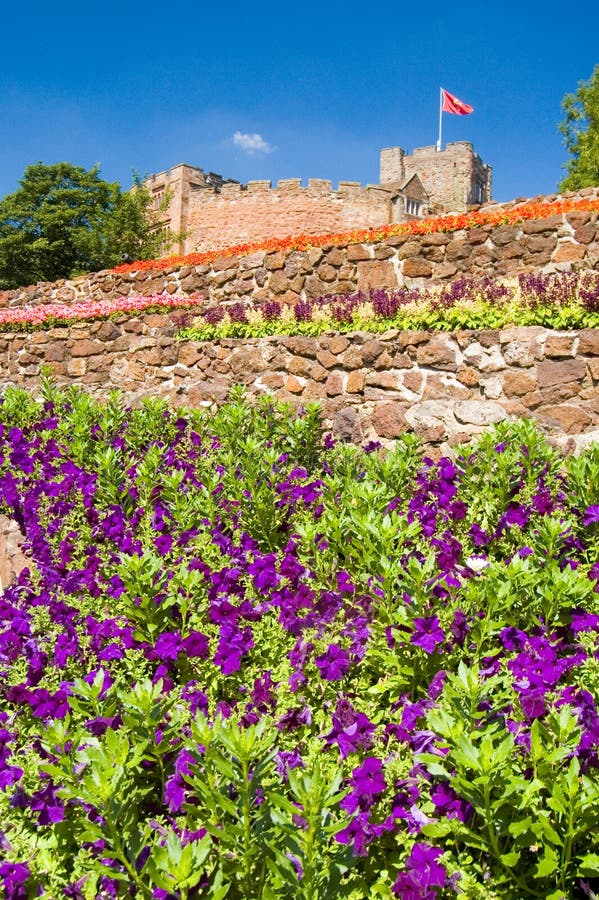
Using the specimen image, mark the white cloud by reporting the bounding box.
[232,131,275,155]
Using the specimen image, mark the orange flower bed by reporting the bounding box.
[112,196,599,274]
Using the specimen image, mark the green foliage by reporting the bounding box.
[559,64,599,191]
[0,163,178,289]
[178,300,599,344]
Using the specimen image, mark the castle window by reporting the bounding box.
[152,189,165,209]
[474,181,485,204]
[406,198,421,216]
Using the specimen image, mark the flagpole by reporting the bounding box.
[437,87,443,152]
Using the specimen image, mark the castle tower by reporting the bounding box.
[379,141,492,213]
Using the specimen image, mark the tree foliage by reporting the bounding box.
[0,163,178,289]
[559,64,599,191]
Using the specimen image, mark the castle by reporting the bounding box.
[143,141,492,255]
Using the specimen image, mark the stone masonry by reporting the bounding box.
[2,190,598,311]
[2,316,599,454]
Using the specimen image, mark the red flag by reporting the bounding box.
[441,88,473,115]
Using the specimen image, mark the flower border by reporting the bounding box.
[111,196,599,274]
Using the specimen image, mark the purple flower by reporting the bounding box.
[430,783,472,822]
[154,533,173,556]
[314,644,351,681]
[181,631,209,658]
[392,842,447,899]
[0,862,30,900]
[341,757,387,814]
[411,617,444,654]
[323,699,376,758]
[583,505,599,526]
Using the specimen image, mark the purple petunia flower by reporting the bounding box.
[314,644,351,681]
[0,862,30,900]
[411,617,444,654]
[583,505,599,526]
[391,842,447,899]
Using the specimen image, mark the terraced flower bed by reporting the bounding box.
[1,385,599,898]
[111,195,599,274]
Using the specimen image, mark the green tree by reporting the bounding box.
[559,64,599,191]
[0,163,177,289]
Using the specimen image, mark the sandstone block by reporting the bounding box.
[405,400,453,429]
[522,215,563,234]
[346,371,365,393]
[366,372,399,390]
[502,370,537,396]
[553,242,586,263]
[403,257,433,278]
[325,374,344,396]
[317,264,337,282]
[285,375,304,394]
[70,339,104,357]
[187,381,230,404]
[334,407,363,442]
[316,349,338,369]
[328,335,350,355]
[302,382,327,400]
[433,261,458,279]
[544,334,578,358]
[269,271,289,293]
[67,358,87,376]
[574,225,596,244]
[414,423,446,443]
[230,348,268,375]
[357,260,397,292]
[0,514,28,588]
[402,370,424,394]
[359,339,384,364]
[537,357,586,387]
[264,252,285,270]
[457,367,480,387]
[325,248,345,266]
[578,331,599,355]
[371,402,409,438]
[288,356,312,377]
[261,373,285,390]
[537,404,594,434]
[44,344,65,363]
[454,400,508,426]
[282,337,318,357]
[346,244,371,261]
[310,363,328,382]
[343,349,364,370]
[416,338,458,370]
[396,241,423,259]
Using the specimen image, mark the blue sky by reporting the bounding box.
[1,1,598,203]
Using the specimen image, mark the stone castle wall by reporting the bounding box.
[146,143,491,254]
[1,190,598,311]
[1,315,599,453]
[185,179,393,252]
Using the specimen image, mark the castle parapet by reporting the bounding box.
[247,180,272,192]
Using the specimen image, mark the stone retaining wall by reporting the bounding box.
[2,191,598,311]
[2,315,599,453]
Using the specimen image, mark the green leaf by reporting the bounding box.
[534,846,559,878]
[578,853,599,876]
